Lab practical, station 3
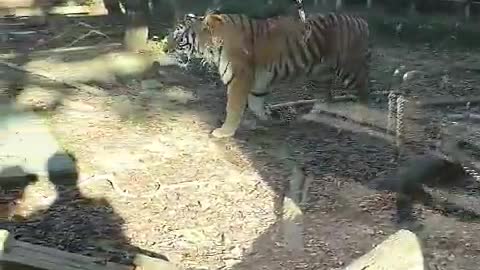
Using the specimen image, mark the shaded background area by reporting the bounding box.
[1,0,480,270]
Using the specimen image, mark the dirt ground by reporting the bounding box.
[1,13,480,270]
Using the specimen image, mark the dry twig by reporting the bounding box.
[269,96,357,109]
[66,30,110,48]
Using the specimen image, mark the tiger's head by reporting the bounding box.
[163,12,231,66]
[163,13,204,57]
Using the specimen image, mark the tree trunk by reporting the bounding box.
[464,0,471,21]
[408,1,417,16]
[103,0,124,15]
[123,0,149,52]
[335,0,342,10]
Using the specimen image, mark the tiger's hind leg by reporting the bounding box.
[342,61,369,106]
[348,49,371,106]
[309,66,336,113]
[355,62,370,106]
[247,70,274,121]
[248,93,271,121]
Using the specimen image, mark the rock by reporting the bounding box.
[133,253,178,270]
[344,230,424,270]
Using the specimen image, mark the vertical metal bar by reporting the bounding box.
[396,95,407,157]
[387,91,398,135]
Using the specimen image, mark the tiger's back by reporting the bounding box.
[199,13,370,99]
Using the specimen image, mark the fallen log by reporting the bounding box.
[271,97,389,132]
[269,95,357,109]
[446,112,480,122]
[413,95,480,107]
[344,229,424,270]
[301,112,394,143]
[0,229,178,270]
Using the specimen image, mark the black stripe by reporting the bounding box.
[279,53,290,80]
[308,20,324,61]
[191,32,197,52]
[226,73,235,87]
[345,74,357,89]
[273,59,281,81]
[239,15,247,32]
[306,63,314,75]
[248,18,255,53]
[285,38,298,76]
[306,38,320,61]
[226,14,237,25]
[221,61,230,78]
[216,46,223,66]
[271,65,278,82]
[296,39,309,67]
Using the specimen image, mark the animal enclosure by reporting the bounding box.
[1,1,480,270]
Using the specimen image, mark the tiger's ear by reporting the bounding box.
[204,14,225,30]
[184,13,197,20]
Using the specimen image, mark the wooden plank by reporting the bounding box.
[47,6,92,15]
[0,43,122,60]
[0,229,11,253]
[0,230,133,270]
[0,59,108,97]
[0,6,92,17]
[133,254,179,270]
[0,229,179,270]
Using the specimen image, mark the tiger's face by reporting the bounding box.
[163,13,226,66]
[163,14,203,57]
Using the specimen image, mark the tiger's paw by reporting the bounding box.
[241,118,269,131]
[256,113,272,122]
[211,127,236,138]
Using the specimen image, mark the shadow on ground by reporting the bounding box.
[0,151,171,266]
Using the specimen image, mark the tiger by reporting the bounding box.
[163,11,371,138]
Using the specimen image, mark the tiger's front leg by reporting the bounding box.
[211,78,250,138]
